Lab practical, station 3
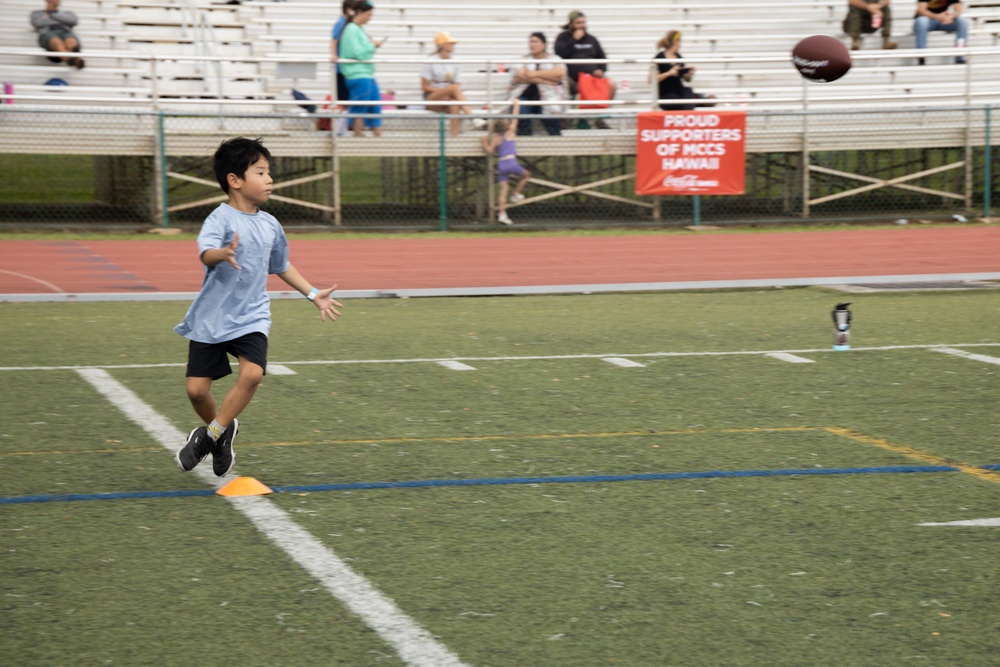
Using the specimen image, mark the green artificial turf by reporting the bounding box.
[1,288,999,666]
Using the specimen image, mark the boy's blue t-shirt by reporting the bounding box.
[332,16,347,42]
[174,203,290,344]
[332,16,347,72]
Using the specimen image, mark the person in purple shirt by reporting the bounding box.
[174,137,342,477]
[482,100,531,225]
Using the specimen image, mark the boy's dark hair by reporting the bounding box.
[531,31,547,45]
[214,137,271,194]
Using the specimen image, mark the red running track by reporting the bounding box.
[1,227,998,297]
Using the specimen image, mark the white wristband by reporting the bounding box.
[306,287,318,301]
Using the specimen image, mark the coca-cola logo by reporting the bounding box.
[662,175,718,188]
[662,175,699,187]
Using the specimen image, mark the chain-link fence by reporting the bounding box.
[0,105,995,229]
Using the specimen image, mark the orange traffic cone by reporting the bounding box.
[216,476,273,497]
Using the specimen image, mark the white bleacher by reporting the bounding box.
[0,0,142,93]
[0,0,998,142]
[244,0,1000,111]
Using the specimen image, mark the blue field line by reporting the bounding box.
[0,464,961,505]
[0,488,216,505]
[271,465,958,493]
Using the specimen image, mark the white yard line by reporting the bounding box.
[919,517,1000,527]
[437,360,478,371]
[932,347,1000,366]
[4,343,997,373]
[602,357,647,368]
[765,352,816,364]
[75,368,471,667]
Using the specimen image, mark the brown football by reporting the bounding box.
[792,35,852,83]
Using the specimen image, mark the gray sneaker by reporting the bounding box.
[212,418,239,477]
[176,426,212,471]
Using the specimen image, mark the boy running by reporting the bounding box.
[174,137,342,476]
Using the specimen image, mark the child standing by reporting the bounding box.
[174,137,342,476]
[482,100,530,225]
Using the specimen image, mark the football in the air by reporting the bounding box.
[791,35,852,83]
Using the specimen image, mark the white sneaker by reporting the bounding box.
[509,193,525,204]
[497,212,513,225]
[471,117,487,130]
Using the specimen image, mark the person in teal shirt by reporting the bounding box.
[339,1,385,136]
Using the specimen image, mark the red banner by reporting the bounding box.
[635,111,746,196]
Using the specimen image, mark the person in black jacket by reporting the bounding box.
[554,10,616,127]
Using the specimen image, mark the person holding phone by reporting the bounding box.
[338,1,385,136]
[651,30,713,111]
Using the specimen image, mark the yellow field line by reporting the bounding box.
[824,426,1000,485]
[1,446,162,457]
[260,426,820,449]
[0,426,821,457]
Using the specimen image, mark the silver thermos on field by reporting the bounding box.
[832,303,852,351]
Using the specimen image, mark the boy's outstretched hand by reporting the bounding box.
[223,232,240,270]
[313,284,343,322]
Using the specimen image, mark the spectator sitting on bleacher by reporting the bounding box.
[339,1,385,137]
[843,0,898,50]
[913,0,969,65]
[554,10,615,128]
[508,32,567,136]
[30,0,84,70]
[651,30,714,111]
[421,32,473,137]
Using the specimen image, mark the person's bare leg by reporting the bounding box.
[214,356,263,428]
[512,170,530,198]
[428,85,472,117]
[186,376,216,425]
[450,85,472,116]
[498,181,509,214]
[46,36,74,65]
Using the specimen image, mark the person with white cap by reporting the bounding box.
[421,32,473,136]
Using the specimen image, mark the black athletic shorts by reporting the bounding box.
[186,332,268,380]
